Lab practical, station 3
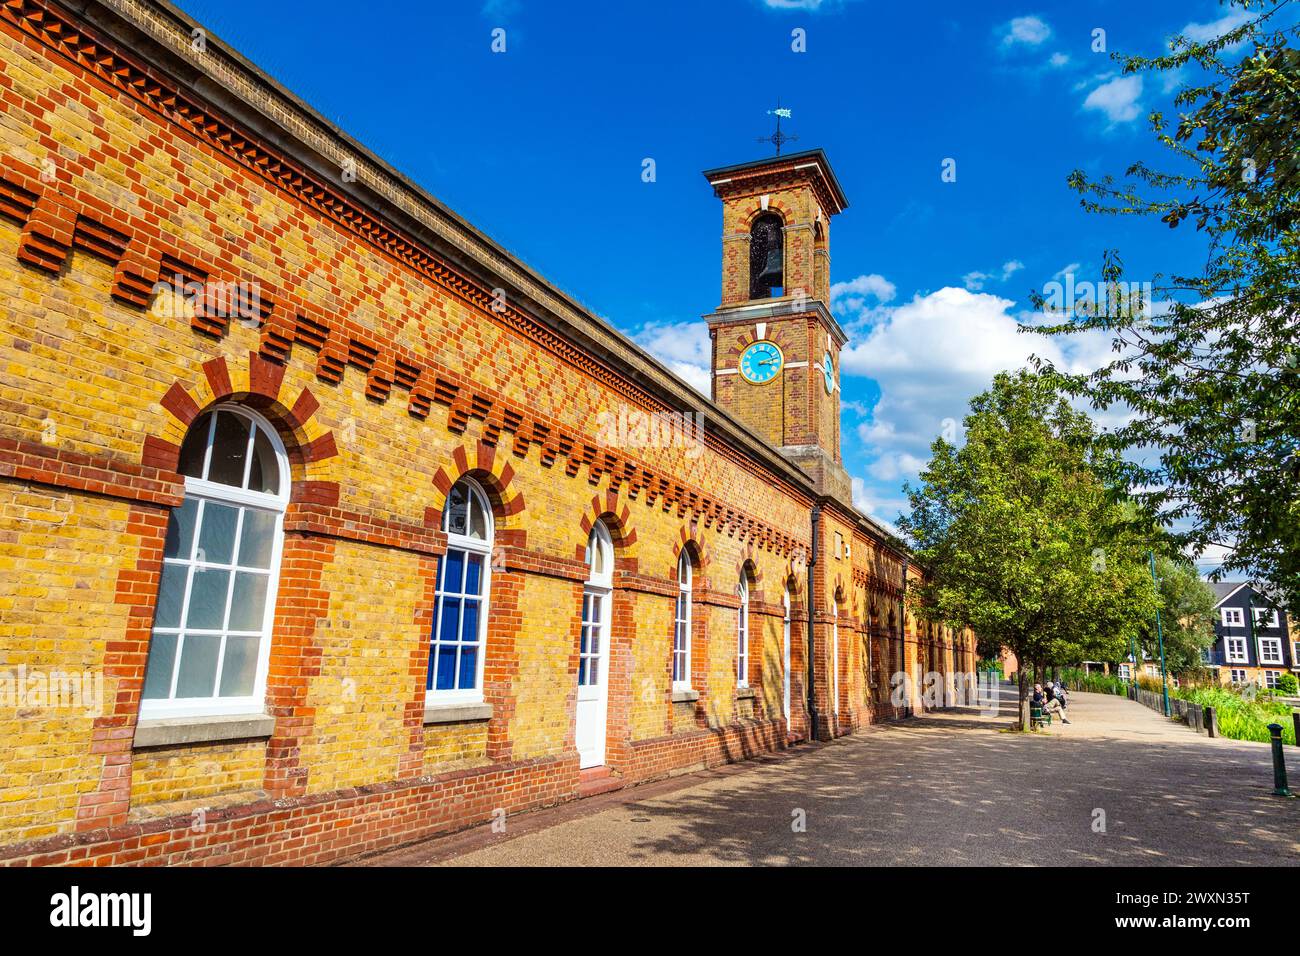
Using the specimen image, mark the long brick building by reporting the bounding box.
[0,0,976,866]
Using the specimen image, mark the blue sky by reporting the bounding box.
[173,0,1255,570]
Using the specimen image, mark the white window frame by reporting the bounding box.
[427,478,493,705]
[736,576,750,687]
[579,522,613,689]
[1259,636,1284,666]
[1225,636,1248,664]
[141,405,289,720]
[1221,607,1244,627]
[1253,607,1280,629]
[1117,663,1131,681]
[673,552,692,690]
[1264,670,1281,689]
[1229,668,1247,684]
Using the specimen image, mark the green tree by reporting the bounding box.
[1031,0,1300,613]
[1144,555,1217,675]
[899,371,1159,729]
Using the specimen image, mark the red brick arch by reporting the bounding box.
[573,490,638,564]
[145,350,339,480]
[671,521,710,577]
[429,439,526,525]
[739,199,794,230]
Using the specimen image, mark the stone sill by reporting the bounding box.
[133,713,276,749]
[735,686,756,700]
[423,702,493,725]
[671,689,700,703]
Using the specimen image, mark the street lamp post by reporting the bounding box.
[1149,551,1170,717]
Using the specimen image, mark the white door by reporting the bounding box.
[576,586,609,768]
[782,589,791,721]
[831,604,840,717]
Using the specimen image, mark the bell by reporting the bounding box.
[757,245,783,285]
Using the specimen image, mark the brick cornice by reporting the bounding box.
[1,0,817,507]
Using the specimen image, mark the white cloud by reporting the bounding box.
[1083,75,1144,124]
[760,0,856,9]
[831,273,896,303]
[839,285,1115,499]
[1001,15,1052,47]
[633,320,711,395]
[1048,51,1070,68]
[962,259,1023,291]
[830,273,897,329]
[1180,10,1251,45]
[1053,262,1081,280]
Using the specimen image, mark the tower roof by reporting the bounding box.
[702,149,849,216]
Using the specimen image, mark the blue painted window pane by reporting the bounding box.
[462,599,480,647]
[435,644,457,690]
[578,658,588,685]
[458,645,477,690]
[465,553,482,595]
[439,597,462,644]
[441,550,465,594]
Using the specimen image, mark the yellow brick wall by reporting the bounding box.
[0,481,137,841]
[130,742,265,809]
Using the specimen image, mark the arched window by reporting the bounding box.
[736,575,750,687]
[429,478,492,701]
[580,521,613,688]
[749,212,784,299]
[141,405,289,718]
[673,551,692,690]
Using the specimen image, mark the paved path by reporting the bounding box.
[353,685,1300,866]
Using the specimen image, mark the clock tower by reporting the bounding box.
[702,149,852,503]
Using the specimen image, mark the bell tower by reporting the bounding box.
[702,149,852,503]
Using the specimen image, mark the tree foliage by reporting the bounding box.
[899,371,1160,728]
[1144,554,1218,674]
[1029,0,1300,613]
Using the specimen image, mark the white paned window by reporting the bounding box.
[1259,637,1283,665]
[1226,637,1248,663]
[142,406,289,719]
[1221,608,1244,627]
[428,478,492,701]
[579,522,613,687]
[736,576,750,686]
[673,552,692,689]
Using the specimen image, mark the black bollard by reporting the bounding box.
[1268,723,1291,797]
[1205,705,1218,738]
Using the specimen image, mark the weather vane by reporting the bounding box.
[757,102,797,156]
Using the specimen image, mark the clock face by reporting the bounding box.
[739,340,784,385]
[821,351,836,394]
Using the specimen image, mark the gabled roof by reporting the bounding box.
[1211,580,1287,610]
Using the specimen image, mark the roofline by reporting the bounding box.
[70,0,913,564]
[702,149,849,214]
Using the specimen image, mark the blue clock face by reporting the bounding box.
[739,340,784,385]
[822,351,835,394]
